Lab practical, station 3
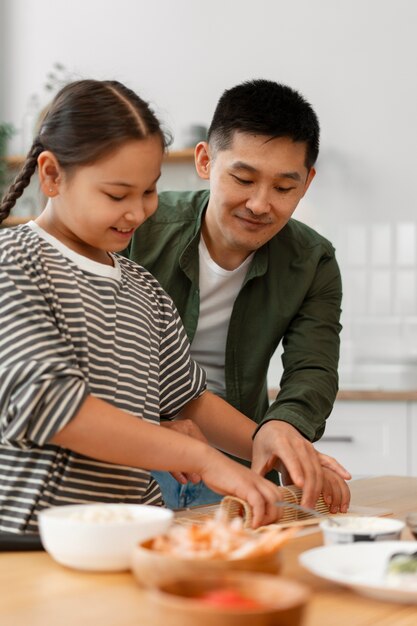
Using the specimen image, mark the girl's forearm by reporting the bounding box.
[178,391,255,460]
[50,394,217,474]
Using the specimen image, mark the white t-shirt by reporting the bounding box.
[190,236,254,397]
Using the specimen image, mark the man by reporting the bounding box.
[128,79,349,511]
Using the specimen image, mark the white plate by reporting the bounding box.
[299,541,417,603]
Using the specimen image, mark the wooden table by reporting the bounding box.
[1,476,417,626]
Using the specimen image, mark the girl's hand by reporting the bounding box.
[160,419,208,484]
[198,449,282,528]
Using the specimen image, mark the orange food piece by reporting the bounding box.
[197,588,265,609]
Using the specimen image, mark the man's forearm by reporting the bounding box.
[178,390,255,460]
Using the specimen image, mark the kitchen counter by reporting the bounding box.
[1,476,417,626]
[337,389,417,400]
[269,388,417,401]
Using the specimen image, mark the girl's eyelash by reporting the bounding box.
[106,189,156,201]
[106,193,125,201]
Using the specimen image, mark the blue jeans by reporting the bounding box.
[151,471,222,509]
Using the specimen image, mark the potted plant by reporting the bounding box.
[0,122,16,200]
[0,63,69,207]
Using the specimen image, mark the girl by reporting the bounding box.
[0,79,282,534]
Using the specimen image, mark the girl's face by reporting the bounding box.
[39,137,163,264]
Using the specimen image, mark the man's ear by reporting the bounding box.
[37,151,63,198]
[302,167,316,197]
[195,141,211,180]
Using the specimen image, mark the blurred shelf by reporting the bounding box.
[1,148,196,228]
[4,155,25,168]
[4,148,195,169]
[164,148,195,162]
[2,216,33,226]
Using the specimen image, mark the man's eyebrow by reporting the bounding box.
[231,161,301,181]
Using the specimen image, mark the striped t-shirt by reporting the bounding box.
[0,223,206,533]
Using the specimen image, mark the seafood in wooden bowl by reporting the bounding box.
[131,504,295,587]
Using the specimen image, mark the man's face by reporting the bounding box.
[197,132,315,269]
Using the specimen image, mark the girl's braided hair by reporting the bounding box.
[0,79,170,224]
[0,141,43,223]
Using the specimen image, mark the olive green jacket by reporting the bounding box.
[128,190,342,443]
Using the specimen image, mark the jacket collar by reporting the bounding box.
[244,244,268,283]
[179,191,269,285]
[178,192,207,286]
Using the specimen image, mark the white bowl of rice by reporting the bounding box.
[38,503,174,572]
[320,516,405,545]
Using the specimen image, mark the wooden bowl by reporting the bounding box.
[145,571,310,626]
[131,537,282,588]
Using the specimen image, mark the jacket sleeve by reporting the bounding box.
[257,250,342,442]
[0,262,89,449]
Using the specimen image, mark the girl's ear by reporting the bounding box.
[195,142,211,180]
[37,151,63,197]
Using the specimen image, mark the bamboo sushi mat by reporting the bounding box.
[173,485,331,529]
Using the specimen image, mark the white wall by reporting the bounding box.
[2,0,417,388]
[0,1,7,118]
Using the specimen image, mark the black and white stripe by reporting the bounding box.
[0,224,206,533]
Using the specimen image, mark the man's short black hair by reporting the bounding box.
[207,79,320,169]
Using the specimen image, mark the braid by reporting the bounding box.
[0,141,43,224]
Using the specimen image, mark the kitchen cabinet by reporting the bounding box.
[314,400,409,477]
[409,402,417,476]
[268,389,417,477]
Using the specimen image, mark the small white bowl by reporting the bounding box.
[38,503,173,572]
[320,516,405,545]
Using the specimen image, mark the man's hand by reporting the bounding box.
[160,419,208,485]
[321,466,351,513]
[279,462,350,513]
[251,421,351,510]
